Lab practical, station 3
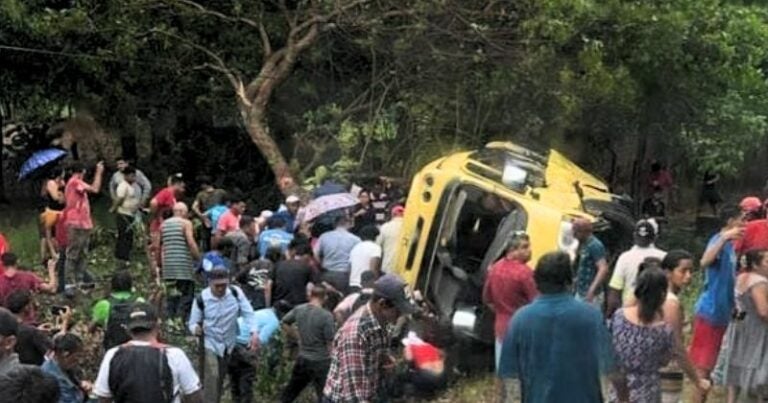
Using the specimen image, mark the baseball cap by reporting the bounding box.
[391,205,405,217]
[373,274,415,314]
[286,195,300,204]
[740,197,762,213]
[127,303,159,331]
[635,219,657,239]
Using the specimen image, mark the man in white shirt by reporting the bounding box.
[607,219,667,316]
[349,225,382,291]
[377,205,404,274]
[111,167,142,263]
[94,303,202,403]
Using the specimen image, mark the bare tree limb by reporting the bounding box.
[258,19,272,57]
[171,0,261,29]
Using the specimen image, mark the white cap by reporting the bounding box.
[259,210,273,219]
[286,195,300,204]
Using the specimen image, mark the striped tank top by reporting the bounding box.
[161,217,193,280]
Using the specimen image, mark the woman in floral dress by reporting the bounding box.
[610,268,710,402]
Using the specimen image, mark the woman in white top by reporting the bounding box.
[659,250,698,403]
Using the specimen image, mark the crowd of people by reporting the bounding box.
[488,197,768,403]
[3,157,768,403]
[0,158,430,403]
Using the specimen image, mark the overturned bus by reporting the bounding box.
[394,142,634,345]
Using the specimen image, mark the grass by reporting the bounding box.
[0,201,730,402]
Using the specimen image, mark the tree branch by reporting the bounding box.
[171,0,260,29]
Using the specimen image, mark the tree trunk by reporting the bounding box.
[244,108,302,197]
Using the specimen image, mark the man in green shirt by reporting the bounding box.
[90,271,144,349]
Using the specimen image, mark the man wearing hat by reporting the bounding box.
[607,219,667,316]
[93,303,202,403]
[572,218,609,309]
[273,195,302,233]
[377,205,405,275]
[323,274,414,403]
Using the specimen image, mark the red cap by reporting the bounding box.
[740,197,762,213]
[391,205,405,217]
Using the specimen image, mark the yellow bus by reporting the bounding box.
[394,142,634,343]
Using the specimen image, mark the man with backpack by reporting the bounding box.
[188,269,259,403]
[93,303,202,403]
[90,271,144,350]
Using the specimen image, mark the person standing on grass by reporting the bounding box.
[690,205,744,403]
[191,175,226,251]
[63,161,104,285]
[659,250,700,403]
[572,218,609,310]
[609,268,710,402]
[498,252,629,403]
[39,168,65,264]
[214,193,247,248]
[94,303,203,403]
[724,249,768,403]
[348,225,382,293]
[149,173,185,269]
[607,219,666,317]
[482,232,537,374]
[0,254,57,322]
[377,205,404,275]
[110,166,141,264]
[109,157,152,205]
[188,269,259,403]
[161,202,201,321]
[316,215,360,295]
[281,286,336,403]
[322,274,414,403]
[225,215,259,271]
[89,271,145,350]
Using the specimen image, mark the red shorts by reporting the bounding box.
[688,316,727,371]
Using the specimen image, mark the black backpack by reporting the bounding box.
[103,297,134,350]
[108,343,175,403]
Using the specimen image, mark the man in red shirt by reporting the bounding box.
[483,232,537,372]
[213,194,246,248]
[0,254,57,324]
[0,233,8,274]
[149,174,185,268]
[63,161,104,285]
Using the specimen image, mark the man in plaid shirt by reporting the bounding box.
[322,274,414,403]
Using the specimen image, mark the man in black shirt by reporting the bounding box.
[272,243,317,307]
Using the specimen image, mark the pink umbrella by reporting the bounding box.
[302,193,359,222]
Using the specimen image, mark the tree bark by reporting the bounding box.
[244,108,302,196]
[0,114,6,204]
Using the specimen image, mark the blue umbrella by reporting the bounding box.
[18,148,68,180]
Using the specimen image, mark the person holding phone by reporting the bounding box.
[0,254,58,324]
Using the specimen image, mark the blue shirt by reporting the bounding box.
[188,286,257,357]
[499,293,615,403]
[258,229,294,258]
[206,205,229,233]
[272,210,297,232]
[317,228,361,272]
[575,236,606,297]
[694,234,736,325]
[41,359,84,403]
[236,308,279,346]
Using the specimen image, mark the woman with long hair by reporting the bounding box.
[610,268,709,402]
[658,250,701,402]
[725,249,768,402]
[39,168,66,262]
